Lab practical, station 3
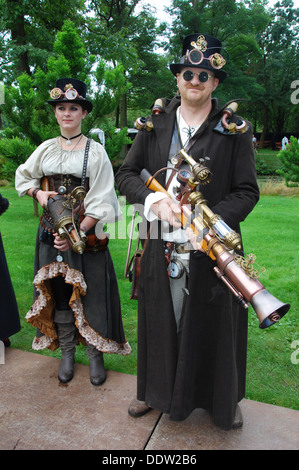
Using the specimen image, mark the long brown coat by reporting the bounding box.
[116,96,260,430]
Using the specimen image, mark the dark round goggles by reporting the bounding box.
[182,70,212,83]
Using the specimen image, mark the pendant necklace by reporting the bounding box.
[61,132,82,146]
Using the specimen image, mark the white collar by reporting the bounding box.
[176,106,200,147]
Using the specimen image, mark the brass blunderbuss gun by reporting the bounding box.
[180,149,242,252]
[140,150,290,329]
[46,186,88,255]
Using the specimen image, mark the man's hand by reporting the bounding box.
[186,227,214,253]
[150,197,182,228]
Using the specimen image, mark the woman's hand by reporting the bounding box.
[36,190,58,209]
[53,233,71,252]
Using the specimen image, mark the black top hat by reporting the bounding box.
[48,78,93,113]
[170,33,227,83]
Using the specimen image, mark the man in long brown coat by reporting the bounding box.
[115,33,259,430]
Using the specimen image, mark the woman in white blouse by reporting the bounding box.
[15,78,130,386]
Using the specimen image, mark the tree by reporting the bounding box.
[84,0,172,128]
[125,8,176,116]
[0,20,132,181]
[166,0,299,139]
[254,0,299,144]
[0,0,85,82]
[166,0,271,104]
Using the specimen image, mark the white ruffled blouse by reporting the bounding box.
[15,138,121,223]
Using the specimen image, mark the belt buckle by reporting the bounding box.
[175,242,191,254]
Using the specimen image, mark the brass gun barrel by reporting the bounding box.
[140,168,290,328]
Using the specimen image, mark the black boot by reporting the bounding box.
[56,322,77,383]
[232,404,243,429]
[86,343,106,386]
[58,350,75,383]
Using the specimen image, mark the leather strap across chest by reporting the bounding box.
[165,123,200,190]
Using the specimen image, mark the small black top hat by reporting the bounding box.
[48,78,93,113]
[170,33,227,83]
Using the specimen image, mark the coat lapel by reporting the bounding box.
[152,111,177,168]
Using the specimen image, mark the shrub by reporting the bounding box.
[0,137,36,180]
[277,136,299,187]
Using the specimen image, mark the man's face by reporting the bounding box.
[176,67,219,107]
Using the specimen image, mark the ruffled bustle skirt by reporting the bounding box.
[26,226,131,356]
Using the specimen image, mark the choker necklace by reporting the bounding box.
[61,132,82,146]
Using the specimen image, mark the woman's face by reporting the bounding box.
[54,102,87,134]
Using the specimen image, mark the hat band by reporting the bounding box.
[50,87,84,101]
[181,49,226,70]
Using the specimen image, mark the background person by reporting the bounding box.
[0,194,21,347]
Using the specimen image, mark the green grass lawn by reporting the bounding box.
[1,185,298,410]
[240,194,299,409]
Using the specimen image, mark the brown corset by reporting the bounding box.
[43,174,89,194]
